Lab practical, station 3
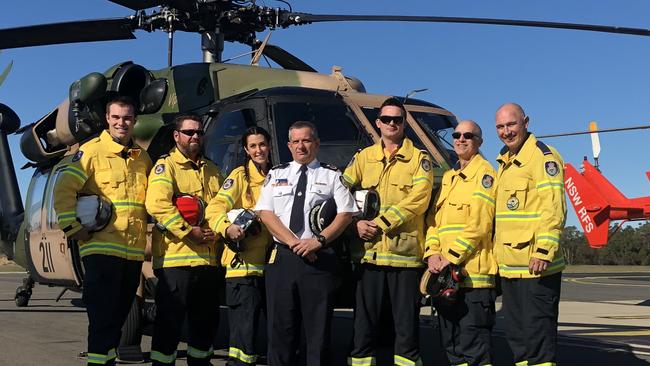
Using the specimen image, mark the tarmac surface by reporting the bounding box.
[1,266,649,365]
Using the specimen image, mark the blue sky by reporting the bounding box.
[2,0,650,229]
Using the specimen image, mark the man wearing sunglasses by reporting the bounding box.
[494,103,566,366]
[145,114,224,366]
[424,120,498,366]
[344,97,433,366]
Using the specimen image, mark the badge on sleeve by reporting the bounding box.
[481,174,494,188]
[154,164,165,175]
[545,161,559,176]
[71,150,83,162]
[421,159,431,172]
[506,196,519,210]
[222,178,234,190]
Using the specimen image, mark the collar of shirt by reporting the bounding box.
[496,132,536,167]
[368,137,414,162]
[247,159,266,184]
[170,146,206,169]
[99,130,141,157]
[452,154,485,181]
[289,159,320,175]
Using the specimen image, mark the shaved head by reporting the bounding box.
[496,102,526,121]
[495,102,530,154]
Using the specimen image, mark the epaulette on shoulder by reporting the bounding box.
[271,163,290,170]
[499,145,509,155]
[320,162,340,171]
[535,140,552,155]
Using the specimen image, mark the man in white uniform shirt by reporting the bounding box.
[256,121,357,366]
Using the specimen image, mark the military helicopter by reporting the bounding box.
[2,0,650,361]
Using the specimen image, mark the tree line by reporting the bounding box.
[561,224,650,265]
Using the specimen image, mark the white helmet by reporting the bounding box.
[76,195,113,232]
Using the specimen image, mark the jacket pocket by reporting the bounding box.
[501,177,529,211]
[272,186,294,214]
[445,199,470,224]
[387,230,421,257]
[497,229,534,267]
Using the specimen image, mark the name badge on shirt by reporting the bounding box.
[273,178,289,187]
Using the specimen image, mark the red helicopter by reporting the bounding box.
[541,122,650,248]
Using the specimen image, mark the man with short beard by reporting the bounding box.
[145,114,224,366]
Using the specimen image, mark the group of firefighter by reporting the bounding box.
[53,95,566,366]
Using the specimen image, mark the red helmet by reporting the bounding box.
[173,194,206,226]
[420,264,467,306]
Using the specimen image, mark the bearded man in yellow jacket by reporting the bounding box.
[145,114,223,366]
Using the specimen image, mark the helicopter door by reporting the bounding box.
[204,100,266,175]
[24,166,82,287]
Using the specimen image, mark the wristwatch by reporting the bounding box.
[316,234,327,247]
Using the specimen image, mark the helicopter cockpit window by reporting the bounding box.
[45,168,65,229]
[26,170,49,232]
[273,100,372,169]
[410,111,459,166]
[204,108,256,175]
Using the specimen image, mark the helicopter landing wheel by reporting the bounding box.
[14,287,31,307]
[15,276,34,307]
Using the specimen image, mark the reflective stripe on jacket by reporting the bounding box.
[424,154,497,288]
[343,138,433,268]
[145,147,224,269]
[495,133,567,278]
[53,130,152,260]
[205,160,271,278]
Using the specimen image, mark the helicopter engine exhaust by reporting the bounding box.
[0,103,23,259]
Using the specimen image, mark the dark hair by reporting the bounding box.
[173,114,203,130]
[288,120,318,140]
[378,97,407,119]
[106,96,138,117]
[241,126,273,202]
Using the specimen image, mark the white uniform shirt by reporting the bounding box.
[255,159,358,242]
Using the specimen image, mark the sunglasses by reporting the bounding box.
[378,115,405,125]
[177,129,205,137]
[452,131,478,140]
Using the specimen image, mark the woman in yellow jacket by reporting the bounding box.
[205,126,272,366]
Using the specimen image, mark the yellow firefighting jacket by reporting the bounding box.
[145,147,224,269]
[205,159,272,278]
[424,154,498,288]
[53,130,152,261]
[343,138,434,268]
[495,133,566,278]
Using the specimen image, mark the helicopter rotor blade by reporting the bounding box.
[287,14,650,37]
[261,44,317,72]
[0,18,137,50]
[108,0,165,10]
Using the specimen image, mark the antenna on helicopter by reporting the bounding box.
[404,88,428,104]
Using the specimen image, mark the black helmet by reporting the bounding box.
[309,198,337,234]
[353,189,380,220]
[419,263,466,306]
[224,209,262,253]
